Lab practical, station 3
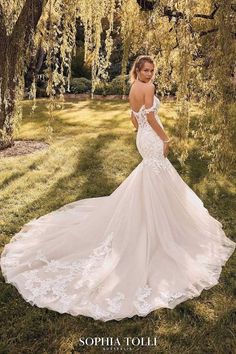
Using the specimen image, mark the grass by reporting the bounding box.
[0,97,235,354]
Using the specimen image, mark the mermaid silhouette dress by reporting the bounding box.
[1,96,235,321]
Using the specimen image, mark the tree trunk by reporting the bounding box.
[0,0,47,149]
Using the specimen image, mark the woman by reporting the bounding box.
[1,55,235,322]
[129,55,170,161]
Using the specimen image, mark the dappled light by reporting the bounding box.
[0,1,235,353]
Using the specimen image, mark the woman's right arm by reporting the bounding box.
[144,84,169,142]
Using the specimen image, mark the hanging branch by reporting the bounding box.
[199,28,218,37]
[162,3,220,21]
[0,0,48,149]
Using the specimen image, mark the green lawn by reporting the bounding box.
[0,98,235,354]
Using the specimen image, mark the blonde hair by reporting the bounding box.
[129,55,155,85]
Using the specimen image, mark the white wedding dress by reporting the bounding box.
[1,96,235,322]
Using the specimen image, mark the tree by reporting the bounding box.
[0,0,235,176]
[0,0,48,149]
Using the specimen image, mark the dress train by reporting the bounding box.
[1,96,235,321]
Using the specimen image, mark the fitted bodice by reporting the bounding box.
[131,95,168,167]
[131,96,161,130]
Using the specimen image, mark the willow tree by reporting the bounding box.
[193,0,236,173]
[0,0,48,149]
[0,0,235,177]
[119,0,236,175]
[34,0,79,137]
[0,0,117,147]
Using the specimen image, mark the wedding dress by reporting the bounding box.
[1,95,235,322]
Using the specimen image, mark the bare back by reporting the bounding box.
[129,81,155,112]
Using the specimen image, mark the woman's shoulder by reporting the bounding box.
[129,81,156,98]
[144,82,155,95]
[146,82,155,89]
[147,81,155,88]
[131,81,155,91]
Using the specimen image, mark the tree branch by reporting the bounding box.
[0,3,7,38]
[11,0,48,42]
[199,28,218,37]
[163,6,184,22]
[163,4,221,22]
[194,4,220,19]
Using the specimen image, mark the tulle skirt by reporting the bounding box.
[1,158,235,321]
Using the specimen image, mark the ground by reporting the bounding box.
[0,97,235,354]
[0,140,49,158]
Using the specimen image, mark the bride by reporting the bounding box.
[1,55,235,322]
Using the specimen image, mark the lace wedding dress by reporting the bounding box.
[1,96,235,322]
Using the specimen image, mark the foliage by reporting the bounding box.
[69,77,92,94]
[71,43,91,79]
[68,75,130,96]
[118,0,236,175]
[35,0,78,98]
[78,0,116,97]
[0,0,24,35]
[0,0,47,148]
[193,0,236,174]
[0,0,235,175]
[94,75,130,95]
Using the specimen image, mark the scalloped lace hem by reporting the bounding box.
[1,225,235,322]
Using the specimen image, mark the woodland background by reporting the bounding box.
[0,1,235,353]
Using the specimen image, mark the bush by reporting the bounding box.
[94,75,130,96]
[68,75,131,96]
[71,44,91,79]
[36,86,47,98]
[69,77,92,94]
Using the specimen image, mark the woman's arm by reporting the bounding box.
[145,84,169,141]
[131,111,138,130]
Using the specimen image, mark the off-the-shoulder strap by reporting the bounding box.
[144,106,156,114]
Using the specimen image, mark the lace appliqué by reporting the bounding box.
[133,109,157,129]
[133,96,172,177]
[131,96,160,130]
[22,231,119,312]
[142,157,172,175]
[133,284,195,315]
[134,284,153,315]
[73,291,126,320]
[106,292,125,313]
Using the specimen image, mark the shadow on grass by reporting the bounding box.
[183,146,209,185]
[1,133,127,236]
[0,99,235,354]
[21,98,131,142]
[0,171,27,189]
